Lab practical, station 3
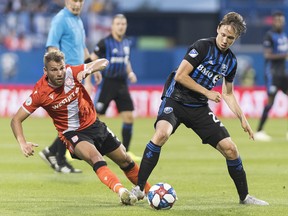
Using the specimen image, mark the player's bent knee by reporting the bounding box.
[154,130,170,144]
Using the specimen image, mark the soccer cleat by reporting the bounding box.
[254,131,272,142]
[240,194,269,206]
[131,185,145,200]
[55,160,82,174]
[119,188,137,205]
[127,151,142,162]
[39,147,57,170]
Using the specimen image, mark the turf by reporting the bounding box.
[1,116,287,216]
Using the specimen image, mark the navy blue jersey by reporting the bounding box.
[263,30,288,77]
[162,37,237,106]
[93,34,131,79]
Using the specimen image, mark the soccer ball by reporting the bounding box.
[147,182,177,210]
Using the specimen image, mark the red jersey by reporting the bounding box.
[22,64,97,135]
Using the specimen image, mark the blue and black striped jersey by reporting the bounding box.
[93,34,131,79]
[162,37,237,106]
[264,30,288,76]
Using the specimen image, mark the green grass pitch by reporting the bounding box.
[1,116,287,216]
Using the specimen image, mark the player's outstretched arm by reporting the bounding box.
[77,58,109,82]
[11,107,39,157]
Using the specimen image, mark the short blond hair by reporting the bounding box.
[43,50,65,68]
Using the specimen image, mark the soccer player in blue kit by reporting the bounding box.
[254,11,288,141]
[131,12,269,205]
[85,14,141,161]
[39,0,101,173]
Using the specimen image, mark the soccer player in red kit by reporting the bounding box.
[11,50,150,205]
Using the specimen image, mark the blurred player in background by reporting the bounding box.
[85,14,141,161]
[39,0,99,173]
[131,12,269,206]
[254,11,288,141]
[11,50,150,205]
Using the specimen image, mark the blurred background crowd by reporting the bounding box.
[0,0,287,85]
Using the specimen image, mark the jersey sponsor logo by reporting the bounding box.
[52,90,77,109]
[277,37,288,52]
[188,49,199,58]
[110,56,127,64]
[25,96,32,106]
[212,74,222,84]
[197,64,223,85]
[164,107,173,114]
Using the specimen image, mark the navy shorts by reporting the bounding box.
[94,78,134,114]
[155,98,230,148]
[63,119,121,158]
[266,74,288,96]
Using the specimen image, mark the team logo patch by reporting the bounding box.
[188,49,199,58]
[25,96,32,106]
[71,135,79,143]
[123,46,130,55]
[164,107,173,114]
[220,64,228,73]
[49,93,54,100]
[65,77,73,86]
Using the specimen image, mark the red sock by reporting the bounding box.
[96,166,124,193]
[123,163,151,193]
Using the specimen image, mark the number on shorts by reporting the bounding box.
[208,112,224,127]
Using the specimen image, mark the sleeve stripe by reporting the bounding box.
[21,105,32,114]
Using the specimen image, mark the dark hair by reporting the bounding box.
[43,50,65,68]
[218,12,247,37]
[272,11,284,17]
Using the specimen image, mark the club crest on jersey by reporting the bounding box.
[25,96,32,106]
[65,77,73,86]
[164,107,173,114]
[123,46,130,55]
[188,49,199,58]
[220,64,228,73]
[49,93,54,100]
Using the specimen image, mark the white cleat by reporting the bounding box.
[119,188,137,205]
[131,185,145,200]
[254,131,272,142]
[240,194,269,206]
